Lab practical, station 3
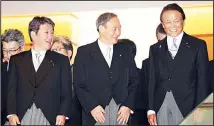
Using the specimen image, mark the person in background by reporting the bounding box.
[51,35,82,126]
[1,42,8,125]
[118,39,149,126]
[1,29,25,68]
[156,23,167,41]
[51,36,73,62]
[1,29,25,125]
[209,60,214,93]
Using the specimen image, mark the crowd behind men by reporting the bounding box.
[1,3,213,126]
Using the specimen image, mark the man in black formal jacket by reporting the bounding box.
[210,60,214,93]
[74,12,138,125]
[6,16,72,125]
[1,29,25,125]
[148,3,210,125]
[1,42,8,125]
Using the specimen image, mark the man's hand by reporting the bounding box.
[8,114,20,125]
[148,114,157,125]
[91,105,105,123]
[56,115,66,125]
[117,106,131,124]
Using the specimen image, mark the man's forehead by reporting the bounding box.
[3,41,20,47]
[39,24,54,30]
[52,42,63,47]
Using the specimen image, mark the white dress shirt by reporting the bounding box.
[147,31,184,117]
[98,39,113,67]
[31,48,46,71]
[167,31,184,58]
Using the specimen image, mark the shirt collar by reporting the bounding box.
[98,39,113,50]
[167,31,184,43]
[31,48,47,56]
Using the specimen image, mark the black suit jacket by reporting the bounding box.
[1,61,8,124]
[148,32,210,118]
[210,60,214,92]
[137,58,149,110]
[73,40,139,125]
[7,50,72,125]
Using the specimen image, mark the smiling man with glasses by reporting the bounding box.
[1,29,25,63]
[51,36,73,62]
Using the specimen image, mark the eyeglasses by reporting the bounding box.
[3,46,21,55]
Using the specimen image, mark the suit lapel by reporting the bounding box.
[90,41,110,71]
[171,33,193,72]
[109,44,123,83]
[35,50,53,86]
[158,38,171,77]
[89,41,122,83]
[25,50,36,87]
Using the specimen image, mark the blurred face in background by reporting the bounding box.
[157,32,167,41]
[51,42,68,56]
[51,41,72,61]
[161,10,184,37]
[2,41,24,62]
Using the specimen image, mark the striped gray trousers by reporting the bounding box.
[5,103,50,125]
[95,98,127,125]
[157,91,184,125]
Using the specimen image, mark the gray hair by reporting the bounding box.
[1,29,25,46]
[96,12,117,32]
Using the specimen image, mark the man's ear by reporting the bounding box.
[30,31,37,42]
[99,25,105,33]
[67,50,73,60]
[20,45,25,51]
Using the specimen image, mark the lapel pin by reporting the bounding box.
[50,60,54,67]
[119,54,122,57]
[159,45,162,48]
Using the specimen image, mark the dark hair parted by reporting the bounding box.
[28,16,55,41]
[160,3,186,22]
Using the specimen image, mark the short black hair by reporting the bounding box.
[28,16,55,41]
[156,23,166,39]
[118,39,136,57]
[160,3,186,22]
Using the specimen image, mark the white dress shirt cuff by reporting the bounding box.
[147,110,156,117]
[130,110,134,114]
[7,114,15,118]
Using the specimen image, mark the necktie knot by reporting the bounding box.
[173,38,177,49]
[35,53,41,64]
